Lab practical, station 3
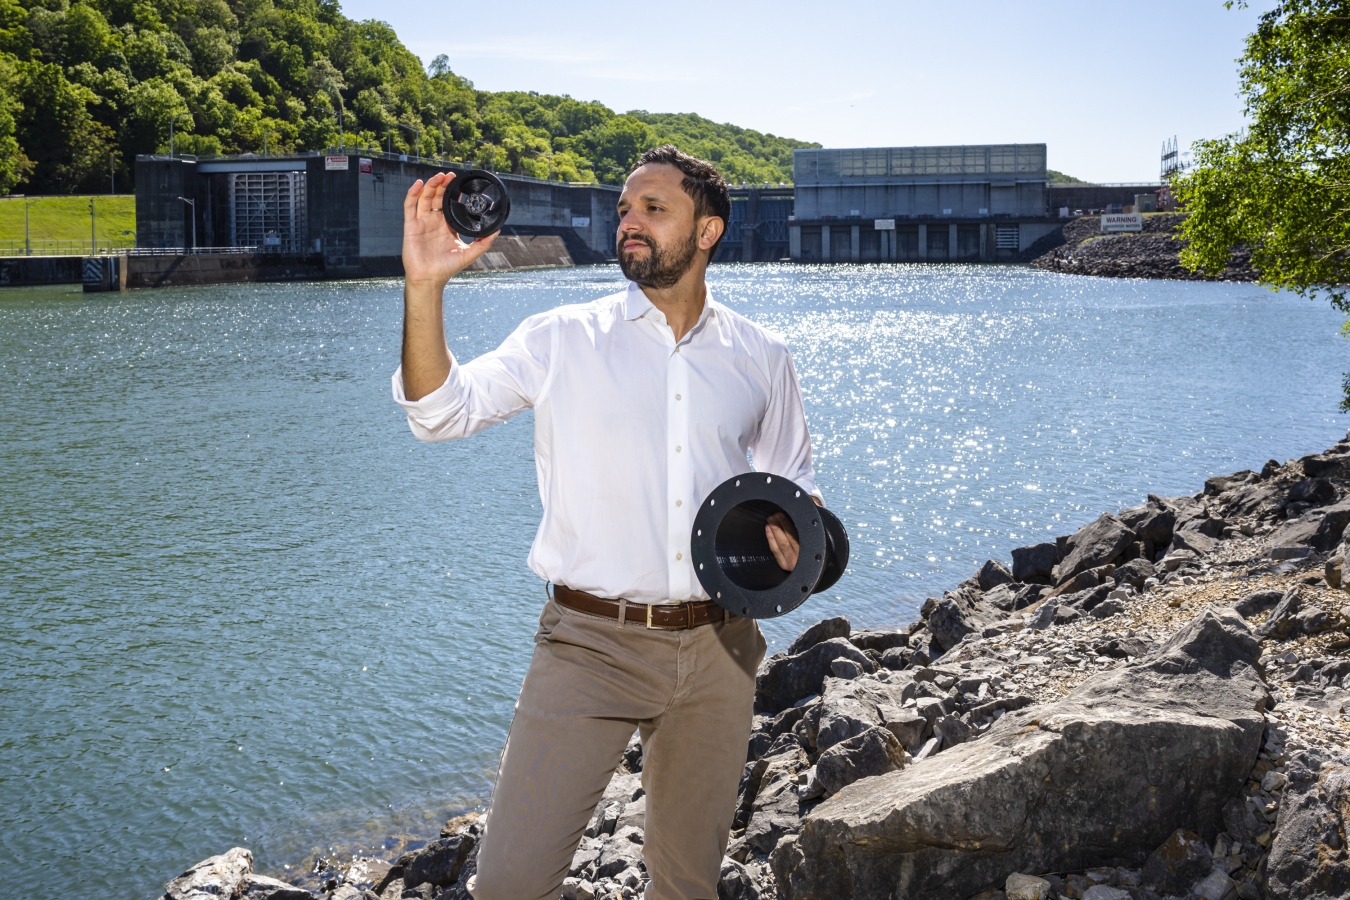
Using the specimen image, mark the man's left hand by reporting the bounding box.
[766,513,799,571]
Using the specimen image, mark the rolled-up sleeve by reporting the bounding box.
[391,312,555,442]
[749,345,823,503]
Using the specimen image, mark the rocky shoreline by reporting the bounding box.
[160,435,1350,900]
[1020,215,1258,283]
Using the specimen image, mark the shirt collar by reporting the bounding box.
[622,281,721,327]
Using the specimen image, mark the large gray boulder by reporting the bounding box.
[977,559,1013,591]
[163,849,255,900]
[816,676,917,753]
[1286,477,1336,505]
[1010,542,1056,583]
[1132,502,1176,548]
[1056,514,1133,582]
[1266,498,1350,554]
[238,875,315,900]
[1300,451,1350,481]
[743,740,810,855]
[788,617,851,655]
[756,639,875,715]
[1266,750,1350,900]
[771,607,1269,900]
[402,835,475,889]
[1169,528,1217,557]
[815,726,906,795]
[927,594,998,652]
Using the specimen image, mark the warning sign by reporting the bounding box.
[359,158,372,174]
[325,156,349,171]
[1101,213,1143,232]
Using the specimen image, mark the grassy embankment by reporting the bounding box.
[0,196,136,256]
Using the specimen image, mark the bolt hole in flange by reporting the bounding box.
[689,473,849,619]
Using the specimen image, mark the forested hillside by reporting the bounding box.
[0,0,818,195]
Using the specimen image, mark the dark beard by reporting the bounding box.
[617,227,699,289]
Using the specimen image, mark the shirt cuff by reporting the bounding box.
[391,363,465,419]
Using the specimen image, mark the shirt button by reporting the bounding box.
[675,445,682,453]
[674,347,681,354]
[676,499,683,507]
[675,552,683,560]
[675,393,682,401]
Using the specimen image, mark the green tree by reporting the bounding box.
[577,115,654,184]
[0,0,817,191]
[1174,1,1350,405]
[0,55,34,190]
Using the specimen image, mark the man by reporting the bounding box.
[393,145,821,900]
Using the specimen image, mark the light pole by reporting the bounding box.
[177,196,196,252]
[170,113,192,157]
[24,196,36,256]
[263,129,280,156]
[122,229,136,250]
[90,197,96,253]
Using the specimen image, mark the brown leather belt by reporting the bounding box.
[552,584,731,630]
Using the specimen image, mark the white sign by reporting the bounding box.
[978,208,988,215]
[942,208,952,215]
[571,217,591,228]
[849,209,860,216]
[325,156,348,170]
[874,218,895,230]
[1101,212,1143,232]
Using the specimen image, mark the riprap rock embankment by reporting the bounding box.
[161,436,1350,900]
[1022,214,1257,283]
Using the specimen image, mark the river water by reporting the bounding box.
[1,264,1346,899]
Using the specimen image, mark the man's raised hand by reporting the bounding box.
[402,172,496,289]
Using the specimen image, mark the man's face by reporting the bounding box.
[615,164,703,289]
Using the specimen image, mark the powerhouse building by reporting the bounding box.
[135,151,621,275]
[788,144,1060,262]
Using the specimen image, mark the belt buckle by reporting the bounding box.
[646,603,685,630]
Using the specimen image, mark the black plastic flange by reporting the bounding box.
[690,474,849,620]
[442,169,511,238]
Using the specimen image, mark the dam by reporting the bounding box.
[134,149,622,279]
[68,142,1163,287]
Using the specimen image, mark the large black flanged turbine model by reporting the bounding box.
[442,169,511,238]
[690,474,849,620]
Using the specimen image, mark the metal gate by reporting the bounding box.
[995,224,1020,249]
[230,172,307,252]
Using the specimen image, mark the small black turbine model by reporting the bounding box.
[442,169,511,238]
[690,474,849,620]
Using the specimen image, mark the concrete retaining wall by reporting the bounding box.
[125,253,325,289]
[0,256,83,286]
[121,233,574,289]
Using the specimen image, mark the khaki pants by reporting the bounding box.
[470,597,766,900]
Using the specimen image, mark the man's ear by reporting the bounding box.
[697,215,724,252]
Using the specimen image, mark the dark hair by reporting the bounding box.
[634,144,731,257]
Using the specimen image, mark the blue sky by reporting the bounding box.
[337,0,1277,183]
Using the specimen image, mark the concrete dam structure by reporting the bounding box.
[120,140,1106,281]
[787,144,1062,263]
[135,150,622,279]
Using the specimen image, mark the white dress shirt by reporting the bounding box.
[392,281,820,605]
